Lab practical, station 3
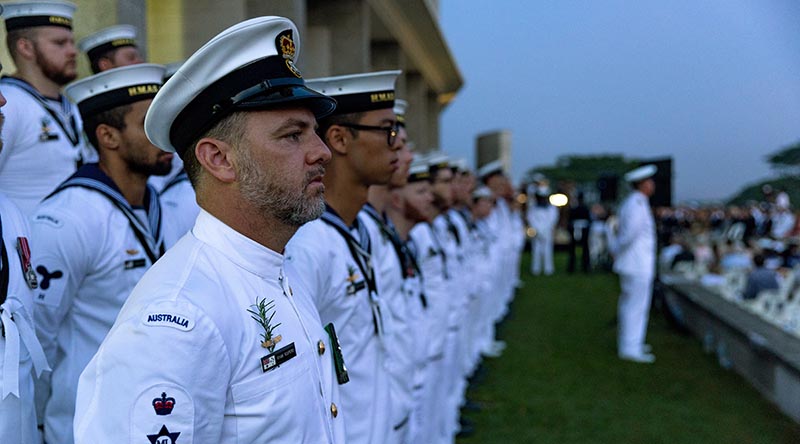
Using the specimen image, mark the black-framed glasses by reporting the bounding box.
[338,122,399,146]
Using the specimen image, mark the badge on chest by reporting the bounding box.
[261,342,297,373]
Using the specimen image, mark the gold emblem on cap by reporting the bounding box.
[279,34,296,59]
[111,38,136,47]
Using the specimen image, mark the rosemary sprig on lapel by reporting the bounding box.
[247,297,282,352]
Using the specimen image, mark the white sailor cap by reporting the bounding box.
[624,164,657,183]
[78,24,137,62]
[472,186,493,200]
[1,0,75,31]
[393,99,408,125]
[450,158,469,173]
[65,63,165,119]
[477,159,504,180]
[144,16,337,155]
[427,151,450,173]
[408,156,431,183]
[306,70,400,116]
[163,61,184,81]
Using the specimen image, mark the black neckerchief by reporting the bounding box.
[1,76,81,147]
[0,214,8,307]
[45,163,165,264]
[320,204,382,335]
[443,212,461,246]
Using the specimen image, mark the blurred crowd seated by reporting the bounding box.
[656,190,800,337]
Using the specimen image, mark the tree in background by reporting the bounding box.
[728,140,800,206]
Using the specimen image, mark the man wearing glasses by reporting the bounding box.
[287,71,402,444]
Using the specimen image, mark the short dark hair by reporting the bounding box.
[82,104,132,150]
[6,28,37,63]
[753,254,765,267]
[316,111,364,144]
[88,48,117,74]
[183,111,248,188]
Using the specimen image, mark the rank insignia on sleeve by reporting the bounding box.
[147,424,180,444]
[16,237,38,289]
[247,297,282,352]
[261,342,297,373]
[152,392,175,415]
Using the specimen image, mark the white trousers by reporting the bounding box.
[530,235,554,275]
[617,274,654,355]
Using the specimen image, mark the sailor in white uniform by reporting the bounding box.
[384,158,435,443]
[0,78,51,442]
[0,1,91,217]
[31,63,171,444]
[358,99,418,444]
[527,184,559,276]
[611,164,658,363]
[287,70,402,444]
[77,24,144,73]
[75,17,347,443]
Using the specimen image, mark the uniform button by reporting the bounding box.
[330,402,338,418]
[318,340,326,355]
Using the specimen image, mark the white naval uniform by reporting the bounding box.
[408,221,451,444]
[158,170,201,248]
[31,164,165,444]
[0,77,90,217]
[75,210,345,443]
[527,203,559,275]
[359,206,424,444]
[287,215,392,444]
[612,191,656,356]
[0,194,49,444]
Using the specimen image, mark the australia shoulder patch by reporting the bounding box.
[142,302,195,332]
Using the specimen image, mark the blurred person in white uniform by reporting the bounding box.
[286,70,402,444]
[31,63,170,444]
[0,71,50,444]
[611,165,657,364]
[527,184,558,276]
[77,24,144,74]
[0,1,90,216]
[74,17,347,443]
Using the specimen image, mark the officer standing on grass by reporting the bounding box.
[611,164,657,363]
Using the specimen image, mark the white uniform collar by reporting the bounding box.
[192,209,285,279]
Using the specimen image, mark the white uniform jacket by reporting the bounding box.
[159,170,201,248]
[612,191,656,279]
[31,164,165,444]
[359,205,423,435]
[408,222,450,361]
[0,77,91,217]
[287,211,392,444]
[0,194,49,444]
[527,204,559,240]
[75,209,345,443]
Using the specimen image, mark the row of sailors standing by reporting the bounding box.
[0,4,525,444]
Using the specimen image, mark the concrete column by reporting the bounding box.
[476,130,512,171]
[307,0,370,75]
[425,92,440,151]
[246,0,307,38]
[370,41,405,96]
[182,0,246,55]
[404,72,430,152]
[116,0,147,58]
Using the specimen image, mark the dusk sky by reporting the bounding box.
[438,0,800,202]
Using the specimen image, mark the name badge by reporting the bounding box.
[125,258,147,270]
[346,280,366,295]
[261,342,297,373]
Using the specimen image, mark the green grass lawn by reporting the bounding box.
[458,252,800,444]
